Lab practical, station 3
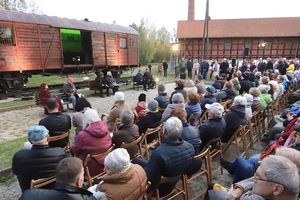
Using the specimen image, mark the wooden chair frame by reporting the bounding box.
[112,118,121,132]
[205,137,223,175]
[140,124,163,159]
[186,146,212,200]
[120,134,144,158]
[222,125,245,156]
[83,145,115,186]
[48,130,71,151]
[31,176,56,189]
[155,175,188,200]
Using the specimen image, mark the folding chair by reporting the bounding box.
[112,118,121,132]
[140,124,163,159]
[205,137,223,175]
[48,130,71,152]
[31,176,56,189]
[83,145,115,186]
[186,146,212,200]
[222,125,245,156]
[155,175,188,200]
[120,134,144,158]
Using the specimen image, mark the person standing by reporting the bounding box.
[163,60,168,77]
[187,58,194,79]
[193,59,200,76]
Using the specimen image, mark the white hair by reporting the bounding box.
[83,109,100,128]
[262,155,299,195]
[164,117,183,140]
[104,148,131,174]
[172,93,185,104]
[233,96,247,106]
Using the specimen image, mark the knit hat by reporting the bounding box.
[28,125,49,142]
[104,148,131,174]
[148,100,158,112]
[114,91,125,101]
[205,103,224,118]
[206,86,216,94]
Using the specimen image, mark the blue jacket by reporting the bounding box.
[145,138,195,195]
[154,93,170,109]
[200,94,216,110]
[182,122,202,154]
[185,103,202,120]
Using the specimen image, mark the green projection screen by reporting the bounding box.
[60,29,82,52]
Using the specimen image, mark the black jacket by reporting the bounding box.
[137,112,162,143]
[12,145,66,192]
[199,117,226,150]
[39,112,71,148]
[20,183,97,200]
[154,93,170,109]
[222,105,246,142]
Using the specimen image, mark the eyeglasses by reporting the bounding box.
[253,172,284,186]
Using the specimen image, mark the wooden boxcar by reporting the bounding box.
[0,10,139,91]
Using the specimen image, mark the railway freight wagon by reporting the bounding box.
[0,10,139,92]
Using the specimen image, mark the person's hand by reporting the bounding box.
[228,187,243,200]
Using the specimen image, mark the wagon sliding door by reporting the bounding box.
[60,29,93,65]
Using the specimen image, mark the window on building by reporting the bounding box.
[0,27,14,46]
[120,38,127,48]
[224,40,231,50]
[245,39,252,49]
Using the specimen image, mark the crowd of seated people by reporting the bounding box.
[13,57,300,200]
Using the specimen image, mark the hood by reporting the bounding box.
[230,105,246,117]
[167,103,185,110]
[84,121,109,138]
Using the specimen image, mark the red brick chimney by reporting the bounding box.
[188,0,195,20]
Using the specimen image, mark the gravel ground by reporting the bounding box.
[0,82,266,199]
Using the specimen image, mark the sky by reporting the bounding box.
[34,0,300,34]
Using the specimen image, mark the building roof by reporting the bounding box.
[177,17,300,39]
[0,9,138,35]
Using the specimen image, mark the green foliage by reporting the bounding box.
[130,19,172,65]
[0,0,39,13]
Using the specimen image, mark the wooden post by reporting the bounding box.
[58,28,64,68]
[44,29,57,68]
[104,32,108,67]
[12,22,22,71]
[37,25,44,69]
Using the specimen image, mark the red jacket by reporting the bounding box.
[71,120,112,176]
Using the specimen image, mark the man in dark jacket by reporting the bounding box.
[112,110,139,158]
[163,61,168,77]
[20,157,97,200]
[39,97,71,148]
[239,72,252,94]
[200,86,217,110]
[187,58,194,79]
[12,125,66,192]
[221,96,246,143]
[154,84,169,109]
[220,58,229,75]
[137,100,162,142]
[199,103,226,150]
[133,117,199,196]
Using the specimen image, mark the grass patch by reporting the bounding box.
[0,136,27,170]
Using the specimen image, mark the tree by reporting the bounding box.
[0,0,39,13]
[130,19,172,65]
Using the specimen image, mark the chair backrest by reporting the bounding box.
[155,175,188,200]
[143,124,163,142]
[121,134,144,157]
[112,118,121,132]
[48,131,70,142]
[83,145,115,186]
[31,176,56,189]
[141,124,163,159]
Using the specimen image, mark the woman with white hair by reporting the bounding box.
[89,148,147,200]
[71,109,112,176]
[258,84,272,109]
[106,91,131,132]
[161,93,185,122]
[222,96,246,143]
[243,93,253,121]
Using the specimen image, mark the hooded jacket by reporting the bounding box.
[71,121,112,176]
[161,103,185,122]
[222,105,246,142]
[98,164,147,200]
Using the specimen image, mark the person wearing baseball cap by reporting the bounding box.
[12,125,66,192]
[199,103,226,151]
